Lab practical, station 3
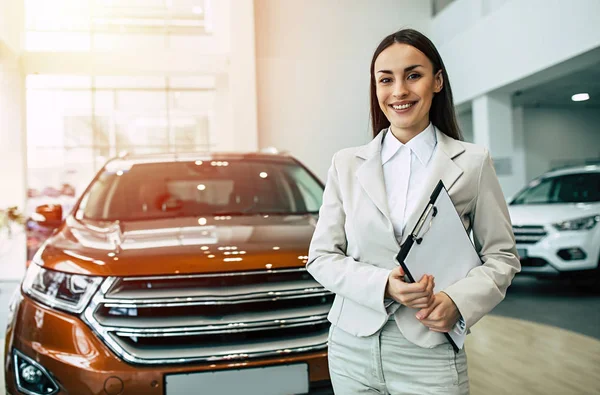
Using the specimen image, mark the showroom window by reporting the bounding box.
[25,0,212,51]
[26,74,215,215]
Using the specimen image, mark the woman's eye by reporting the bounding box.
[379,78,392,84]
[407,73,421,80]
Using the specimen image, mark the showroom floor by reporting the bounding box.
[0,276,599,395]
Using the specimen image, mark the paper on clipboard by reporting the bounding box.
[396,180,481,350]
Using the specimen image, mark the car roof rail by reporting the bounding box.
[549,158,600,171]
[260,146,289,155]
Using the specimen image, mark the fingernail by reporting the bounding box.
[416,313,423,320]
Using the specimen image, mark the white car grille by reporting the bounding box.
[512,225,547,245]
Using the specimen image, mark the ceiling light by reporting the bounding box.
[571,93,590,102]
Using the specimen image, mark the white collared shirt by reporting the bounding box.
[381,123,437,243]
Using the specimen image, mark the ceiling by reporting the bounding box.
[511,62,600,109]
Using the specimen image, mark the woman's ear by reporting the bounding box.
[434,70,444,93]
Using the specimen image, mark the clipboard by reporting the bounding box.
[395,180,481,352]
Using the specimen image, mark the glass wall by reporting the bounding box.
[26,74,215,215]
[431,0,457,16]
[25,0,212,51]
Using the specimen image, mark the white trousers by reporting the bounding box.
[327,319,469,394]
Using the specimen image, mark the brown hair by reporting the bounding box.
[369,29,463,140]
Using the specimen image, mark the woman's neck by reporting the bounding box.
[390,120,431,144]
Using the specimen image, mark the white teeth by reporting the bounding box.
[392,103,413,110]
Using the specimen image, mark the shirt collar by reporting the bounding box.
[381,123,437,166]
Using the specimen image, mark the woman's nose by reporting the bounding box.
[393,80,409,98]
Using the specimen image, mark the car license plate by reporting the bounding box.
[517,248,528,260]
[165,363,309,395]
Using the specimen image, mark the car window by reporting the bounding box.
[78,159,324,220]
[511,172,600,205]
[554,173,600,203]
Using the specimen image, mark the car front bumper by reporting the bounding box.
[5,294,331,395]
[516,225,600,275]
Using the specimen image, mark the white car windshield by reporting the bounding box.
[511,172,600,205]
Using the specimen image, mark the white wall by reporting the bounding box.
[523,108,600,181]
[433,0,600,106]
[432,0,509,46]
[254,0,432,180]
[228,0,258,152]
[0,45,26,211]
[0,43,27,280]
[0,0,24,54]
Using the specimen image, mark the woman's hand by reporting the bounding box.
[416,292,460,332]
[385,266,434,309]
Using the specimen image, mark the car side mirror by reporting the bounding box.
[32,204,63,228]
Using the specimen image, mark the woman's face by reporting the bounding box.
[374,43,443,138]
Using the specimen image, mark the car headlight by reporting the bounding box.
[22,261,103,314]
[553,215,600,231]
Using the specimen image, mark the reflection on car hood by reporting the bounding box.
[41,215,318,276]
[508,202,600,225]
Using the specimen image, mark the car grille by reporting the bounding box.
[83,268,333,365]
[512,225,547,244]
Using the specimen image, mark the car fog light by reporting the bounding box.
[557,248,587,261]
[22,365,43,384]
[13,349,59,395]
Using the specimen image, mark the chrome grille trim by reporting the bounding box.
[82,269,332,365]
[512,225,547,244]
[108,332,329,364]
[104,279,322,300]
[113,317,329,338]
[96,304,331,329]
[113,267,308,282]
[100,290,331,308]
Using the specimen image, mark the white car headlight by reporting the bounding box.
[553,215,600,231]
[22,261,103,314]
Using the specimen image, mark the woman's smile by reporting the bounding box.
[389,100,419,114]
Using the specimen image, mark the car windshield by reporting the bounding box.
[77,158,324,221]
[511,172,600,205]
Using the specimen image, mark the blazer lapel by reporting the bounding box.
[355,131,392,223]
[400,129,465,245]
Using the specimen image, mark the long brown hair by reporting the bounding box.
[369,29,463,140]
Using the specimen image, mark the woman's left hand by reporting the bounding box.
[415,292,460,332]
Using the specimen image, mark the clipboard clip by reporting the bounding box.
[414,206,438,245]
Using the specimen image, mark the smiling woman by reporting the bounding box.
[369,29,462,143]
[307,28,520,395]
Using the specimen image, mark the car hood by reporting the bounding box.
[508,202,600,226]
[40,214,318,277]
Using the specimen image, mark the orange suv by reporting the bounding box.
[5,152,333,395]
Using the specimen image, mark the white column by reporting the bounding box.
[208,0,257,153]
[228,0,258,152]
[472,92,526,199]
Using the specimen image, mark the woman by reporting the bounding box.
[307,29,520,394]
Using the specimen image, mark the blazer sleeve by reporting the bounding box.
[306,152,391,315]
[442,149,521,329]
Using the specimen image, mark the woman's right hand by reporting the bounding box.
[385,266,435,309]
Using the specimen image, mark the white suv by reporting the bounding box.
[508,165,600,278]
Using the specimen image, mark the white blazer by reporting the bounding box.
[307,127,521,348]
